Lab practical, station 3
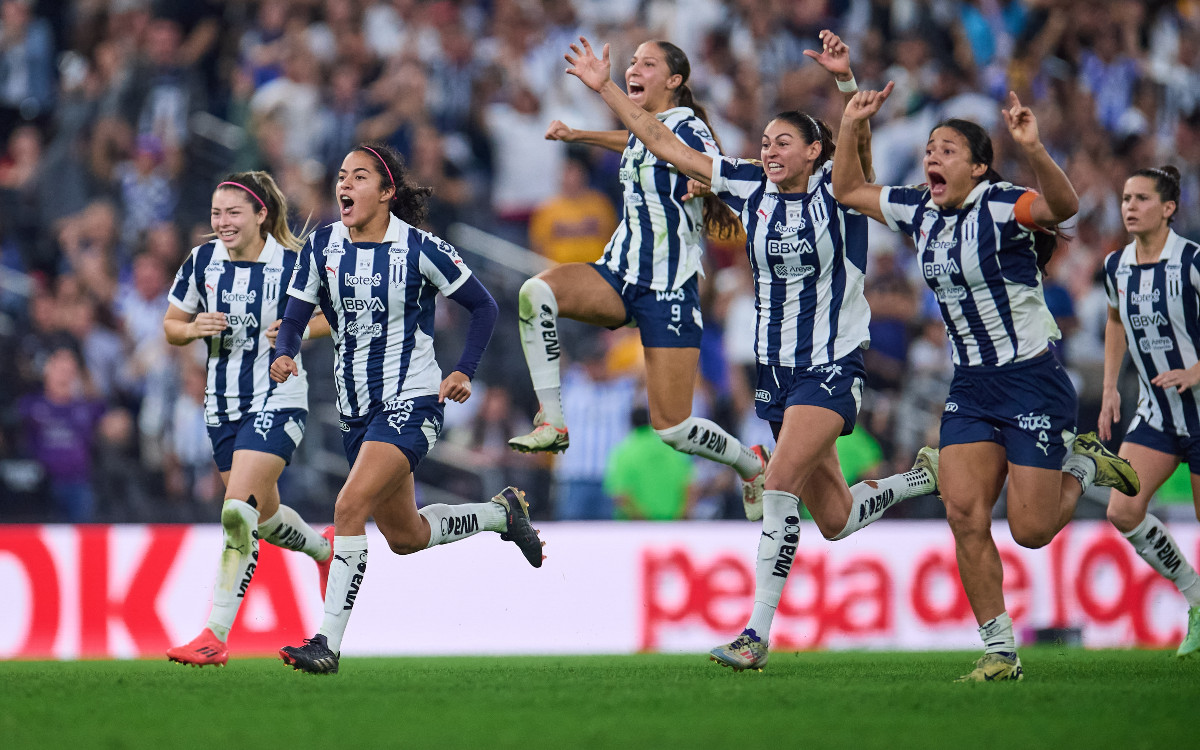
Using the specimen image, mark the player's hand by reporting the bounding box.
[803,29,852,79]
[683,178,713,201]
[842,81,894,122]
[266,319,281,346]
[1002,91,1041,149]
[1151,366,1200,394]
[439,370,472,403]
[190,312,227,339]
[270,355,298,383]
[565,36,611,93]
[1097,387,1121,442]
[545,120,576,142]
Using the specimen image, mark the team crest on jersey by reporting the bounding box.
[263,267,282,300]
[389,250,408,287]
[1166,264,1182,297]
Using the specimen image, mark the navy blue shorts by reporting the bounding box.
[591,264,702,348]
[940,351,1077,469]
[755,351,866,438]
[340,395,444,470]
[207,408,307,472]
[1123,416,1200,474]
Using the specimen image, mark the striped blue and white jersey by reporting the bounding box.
[598,107,721,291]
[168,235,308,424]
[879,180,1059,367]
[1104,230,1200,436]
[710,158,870,367]
[288,214,471,417]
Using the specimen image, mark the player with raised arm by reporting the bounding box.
[1099,164,1200,658]
[566,32,940,671]
[163,171,334,667]
[833,86,1139,681]
[511,39,772,520]
[270,144,545,675]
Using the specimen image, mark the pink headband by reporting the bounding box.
[218,181,266,209]
[361,146,394,188]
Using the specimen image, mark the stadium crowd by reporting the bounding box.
[0,0,1197,523]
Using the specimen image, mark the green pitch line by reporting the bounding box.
[1,649,1195,749]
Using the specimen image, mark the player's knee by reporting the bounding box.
[1010,524,1055,550]
[519,276,557,317]
[943,496,990,537]
[333,492,370,529]
[1106,502,1141,533]
[655,417,697,453]
[384,533,423,556]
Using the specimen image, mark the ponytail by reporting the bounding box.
[353,142,433,227]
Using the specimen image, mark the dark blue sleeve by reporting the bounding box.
[446,274,498,379]
[273,295,317,362]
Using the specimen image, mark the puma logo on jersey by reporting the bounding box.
[667,323,682,336]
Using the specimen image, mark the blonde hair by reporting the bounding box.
[214,170,308,251]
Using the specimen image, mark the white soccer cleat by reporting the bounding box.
[913,446,939,495]
[955,651,1023,682]
[710,630,769,672]
[741,445,771,521]
[508,410,569,454]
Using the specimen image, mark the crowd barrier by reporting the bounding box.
[1,521,1193,659]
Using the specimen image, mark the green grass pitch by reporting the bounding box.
[2,648,1196,749]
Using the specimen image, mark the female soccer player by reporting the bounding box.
[164,171,334,666]
[270,144,545,674]
[511,38,771,519]
[566,32,938,672]
[1099,165,1200,658]
[833,87,1140,681]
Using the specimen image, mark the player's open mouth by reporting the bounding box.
[928,171,947,198]
[340,195,355,216]
[628,81,644,96]
[766,162,784,178]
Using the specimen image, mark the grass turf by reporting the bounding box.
[2,648,1196,749]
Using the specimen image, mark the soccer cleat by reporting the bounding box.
[1073,431,1140,496]
[279,634,339,674]
[710,630,769,672]
[166,627,229,667]
[913,446,940,495]
[315,525,336,602]
[955,651,1024,682]
[741,445,772,521]
[508,410,569,453]
[493,486,545,567]
[1176,606,1200,658]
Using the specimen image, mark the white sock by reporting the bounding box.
[258,504,331,561]
[420,502,507,547]
[517,277,565,427]
[1062,453,1096,492]
[1123,514,1200,607]
[318,535,368,652]
[979,612,1017,655]
[655,417,761,478]
[745,490,802,642]
[831,467,931,540]
[205,498,260,641]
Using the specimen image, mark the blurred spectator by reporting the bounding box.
[528,153,617,265]
[115,134,176,248]
[17,346,106,521]
[0,0,55,139]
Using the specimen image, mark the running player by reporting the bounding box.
[511,39,771,519]
[1099,165,1200,658]
[270,144,544,675]
[164,171,334,667]
[833,87,1140,681]
[565,32,939,672]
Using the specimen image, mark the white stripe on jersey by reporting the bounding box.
[879,180,1059,367]
[288,214,471,417]
[168,236,307,424]
[1105,230,1200,436]
[710,158,870,367]
[599,107,720,291]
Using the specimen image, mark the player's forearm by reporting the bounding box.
[1102,316,1127,392]
[568,128,630,152]
[1022,142,1078,223]
[163,319,197,346]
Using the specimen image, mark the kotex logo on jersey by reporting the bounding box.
[1130,290,1160,305]
[221,289,257,304]
[343,272,382,287]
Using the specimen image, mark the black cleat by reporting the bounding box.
[493,486,545,568]
[279,634,340,674]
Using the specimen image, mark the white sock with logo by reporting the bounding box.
[1123,514,1200,607]
[517,277,565,427]
[206,498,260,641]
[979,611,1017,655]
[420,503,507,547]
[1062,453,1097,492]
[655,417,762,479]
[258,504,331,561]
[318,535,368,652]
[830,467,933,541]
[745,491,802,642]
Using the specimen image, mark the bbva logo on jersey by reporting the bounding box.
[1129,312,1168,328]
[343,297,385,313]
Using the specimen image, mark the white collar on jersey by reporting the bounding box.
[212,234,283,264]
[655,106,694,122]
[956,179,994,210]
[1119,228,1185,266]
[335,213,405,245]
